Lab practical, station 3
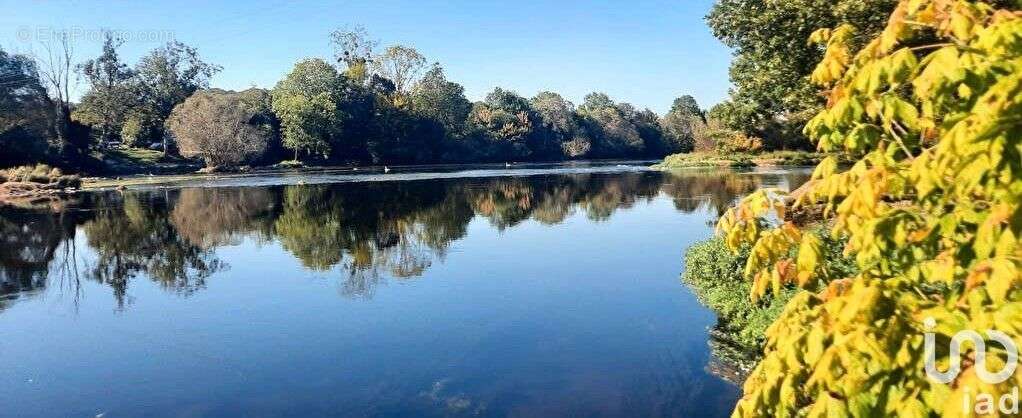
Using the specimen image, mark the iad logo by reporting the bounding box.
[924,317,1021,415]
[924,317,1019,383]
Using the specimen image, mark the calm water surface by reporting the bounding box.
[0,165,808,418]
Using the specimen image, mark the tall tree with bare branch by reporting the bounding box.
[329,25,378,82]
[33,31,77,155]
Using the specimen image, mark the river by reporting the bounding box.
[0,163,808,417]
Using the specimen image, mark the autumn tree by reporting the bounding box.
[373,45,426,94]
[166,90,271,167]
[469,88,535,143]
[718,1,1022,416]
[707,0,899,149]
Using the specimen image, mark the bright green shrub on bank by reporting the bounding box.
[683,232,856,352]
[683,238,793,350]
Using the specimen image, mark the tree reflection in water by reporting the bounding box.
[0,204,82,312]
[0,169,808,308]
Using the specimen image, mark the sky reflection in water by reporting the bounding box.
[0,167,808,418]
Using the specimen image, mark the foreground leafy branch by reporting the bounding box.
[717,0,1022,416]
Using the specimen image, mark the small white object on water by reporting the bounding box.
[384,166,391,173]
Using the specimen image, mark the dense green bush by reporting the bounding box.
[0,127,50,168]
[682,237,792,350]
[682,231,855,352]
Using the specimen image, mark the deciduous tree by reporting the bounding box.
[0,47,51,167]
[410,64,471,135]
[373,45,426,94]
[135,41,220,153]
[578,92,644,157]
[33,32,78,155]
[662,95,705,153]
[75,32,135,142]
[707,0,898,149]
[530,91,577,140]
[718,1,1022,415]
[330,25,378,82]
[271,59,341,160]
[166,90,270,167]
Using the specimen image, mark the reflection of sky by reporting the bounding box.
[0,167,826,417]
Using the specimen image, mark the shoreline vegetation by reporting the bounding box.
[682,228,857,381]
[3,14,850,210]
[651,150,838,169]
[0,164,82,210]
[4,21,834,197]
[719,0,1022,413]
[0,149,819,200]
[2,28,724,180]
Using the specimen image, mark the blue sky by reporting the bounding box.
[1,0,732,114]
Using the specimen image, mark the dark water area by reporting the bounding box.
[0,166,808,418]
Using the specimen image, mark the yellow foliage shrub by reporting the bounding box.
[716,132,765,154]
[718,0,1022,416]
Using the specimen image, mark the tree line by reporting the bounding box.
[704,0,1016,151]
[6,0,936,173]
[1,26,715,171]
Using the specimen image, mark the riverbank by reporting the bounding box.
[0,165,82,210]
[3,160,659,207]
[93,147,204,175]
